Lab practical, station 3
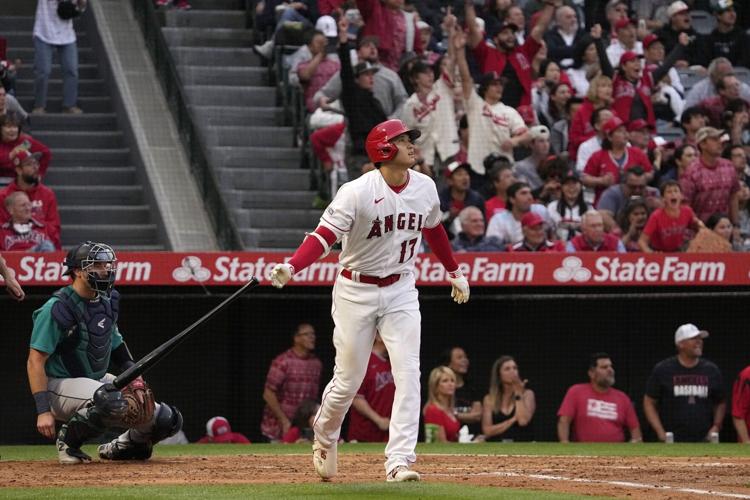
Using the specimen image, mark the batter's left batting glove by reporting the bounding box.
[448,269,470,304]
[271,263,295,288]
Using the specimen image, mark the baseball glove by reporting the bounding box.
[121,377,156,427]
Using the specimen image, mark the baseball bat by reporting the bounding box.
[113,277,260,389]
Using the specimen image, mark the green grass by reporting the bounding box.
[0,483,611,499]
[1,442,748,462]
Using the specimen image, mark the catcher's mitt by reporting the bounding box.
[121,378,156,427]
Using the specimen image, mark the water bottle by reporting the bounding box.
[665,432,674,444]
[710,431,720,444]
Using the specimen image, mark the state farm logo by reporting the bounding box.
[553,256,591,283]
[172,256,211,282]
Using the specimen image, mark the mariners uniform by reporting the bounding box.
[271,119,469,482]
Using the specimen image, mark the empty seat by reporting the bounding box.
[690,10,716,36]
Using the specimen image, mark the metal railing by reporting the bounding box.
[130,0,244,250]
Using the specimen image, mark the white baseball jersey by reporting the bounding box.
[400,76,459,166]
[485,204,555,246]
[319,169,442,277]
[465,91,527,174]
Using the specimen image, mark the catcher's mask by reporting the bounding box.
[63,241,118,297]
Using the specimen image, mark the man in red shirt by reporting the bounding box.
[732,364,750,444]
[680,126,740,223]
[465,0,560,109]
[0,191,55,251]
[557,353,641,443]
[699,74,749,127]
[639,180,704,252]
[566,210,626,252]
[0,147,61,249]
[347,333,395,442]
[508,212,565,252]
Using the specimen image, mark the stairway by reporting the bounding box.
[3,14,166,250]
[163,0,318,249]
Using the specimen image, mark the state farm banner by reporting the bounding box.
[1,252,748,287]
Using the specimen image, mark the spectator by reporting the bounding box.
[534,154,567,205]
[293,29,341,113]
[698,0,749,68]
[619,198,649,251]
[550,96,583,155]
[597,166,660,228]
[155,0,191,9]
[486,182,553,247]
[0,252,24,300]
[482,355,535,442]
[576,108,614,173]
[681,127,740,223]
[0,113,51,184]
[347,333,395,443]
[253,0,318,59]
[416,21,440,66]
[356,0,423,72]
[485,161,516,219]
[722,99,750,148]
[464,0,559,109]
[33,0,86,114]
[454,30,530,176]
[736,182,750,251]
[644,324,726,442]
[653,1,701,67]
[0,191,55,252]
[197,416,251,444]
[705,212,737,250]
[557,353,642,443]
[514,125,551,190]
[642,35,686,123]
[566,210,626,252]
[316,29,408,119]
[423,366,460,443]
[0,86,27,122]
[639,180,703,252]
[582,117,653,205]
[0,147,61,249]
[625,119,652,153]
[537,82,573,130]
[568,74,613,160]
[261,323,322,442]
[605,18,642,69]
[454,115,469,165]
[451,206,504,252]
[726,144,749,183]
[544,5,585,70]
[685,57,750,109]
[700,74,748,128]
[566,25,612,99]
[506,5,527,46]
[508,211,565,252]
[732,363,750,444]
[440,162,485,238]
[603,0,630,37]
[283,399,320,443]
[632,0,673,30]
[678,106,708,148]
[440,346,483,437]
[548,169,591,241]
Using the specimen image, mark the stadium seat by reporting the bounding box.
[677,68,704,93]
[733,66,750,85]
[690,10,716,35]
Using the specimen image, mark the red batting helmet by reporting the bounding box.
[365,119,421,163]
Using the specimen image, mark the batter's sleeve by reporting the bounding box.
[29,300,65,354]
[319,183,357,239]
[424,186,442,229]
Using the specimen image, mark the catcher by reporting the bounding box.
[26,241,183,464]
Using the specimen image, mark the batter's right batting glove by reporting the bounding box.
[448,269,470,304]
[271,263,295,288]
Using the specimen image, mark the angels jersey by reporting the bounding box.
[465,91,527,174]
[319,169,442,277]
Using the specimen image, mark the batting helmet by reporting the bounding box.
[63,241,118,297]
[365,119,421,164]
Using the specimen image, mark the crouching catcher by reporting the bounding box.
[26,241,183,464]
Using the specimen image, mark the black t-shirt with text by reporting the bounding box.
[645,356,724,442]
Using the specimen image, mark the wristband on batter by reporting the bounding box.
[447,269,464,279]
[33,391,51,415]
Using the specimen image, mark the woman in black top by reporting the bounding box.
[439,346,482,436]
[482,355,536,442]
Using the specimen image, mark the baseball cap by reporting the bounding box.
[667,1,690,17]
[712,0,734,14]
[9,147,42,167]
[315,15,337,38]
[444,161,472,179]
[627,119,652,132]
[614,17,636,31]
[603,116,625,135]
[562,169,580,182]
[696,126,728,143]
[354,61,379,76]
[674,323,709,345]
[529,125,550,141]
[643,34,663,50]
[416,20,431,31]
[206,416,231,437]
[521,211,545,228]
[474,16,485,33]
[619,51,641,66]
[356,30,379,48]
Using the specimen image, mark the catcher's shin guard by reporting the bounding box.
[98,430,153,460]
[56,413,102,464]
[150,403,183,442]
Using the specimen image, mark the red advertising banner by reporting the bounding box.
[0,252,748,287]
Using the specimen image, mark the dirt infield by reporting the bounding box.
[3,453,750,499]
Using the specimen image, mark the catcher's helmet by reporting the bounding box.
[365,119,421,164]
[63,241,118,297]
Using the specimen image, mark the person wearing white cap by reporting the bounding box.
[514,125,551,191]
[653,1,700,67]
[643,324,726,442]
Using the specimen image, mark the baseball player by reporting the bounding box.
[0,252,24,299]
[27,241,183,464]
[271,119,470,482]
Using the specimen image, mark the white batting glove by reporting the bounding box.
[271,263,295,288]
[448,269,470,304]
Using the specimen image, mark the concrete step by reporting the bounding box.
[209,146,300,169]
[17,96,112,113]
[170,47,259,66]
[63,224,159,246]
[162,27,254,47]
[1,31,90,48]
[233,208,321,228]
[164,10,246,29]
[240,228,305,250]
[33,131,124,149]
[8,47,97,64]
[202,125,294,148]
[17,63,100,80]
[231,189,315,209]
[59,205,151,225]
[188,0,244,9]
[108,244,167,251]
[178,65,267,86]
[15,78,107,97]
[45,166,136,186]
[51,148,131,167]
[218,166,308,190]
[49,185,143,205]
[27,113,119,132]
[0,16,36,31]
[189,105,282,126]
[184,85,275,107]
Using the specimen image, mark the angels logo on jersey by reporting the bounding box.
[366,212,425,239]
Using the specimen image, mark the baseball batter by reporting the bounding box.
[271,119,470,482]
[27,241,183,464]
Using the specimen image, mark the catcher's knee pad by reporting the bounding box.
[58,412,105,450]
[150,403,183,442]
